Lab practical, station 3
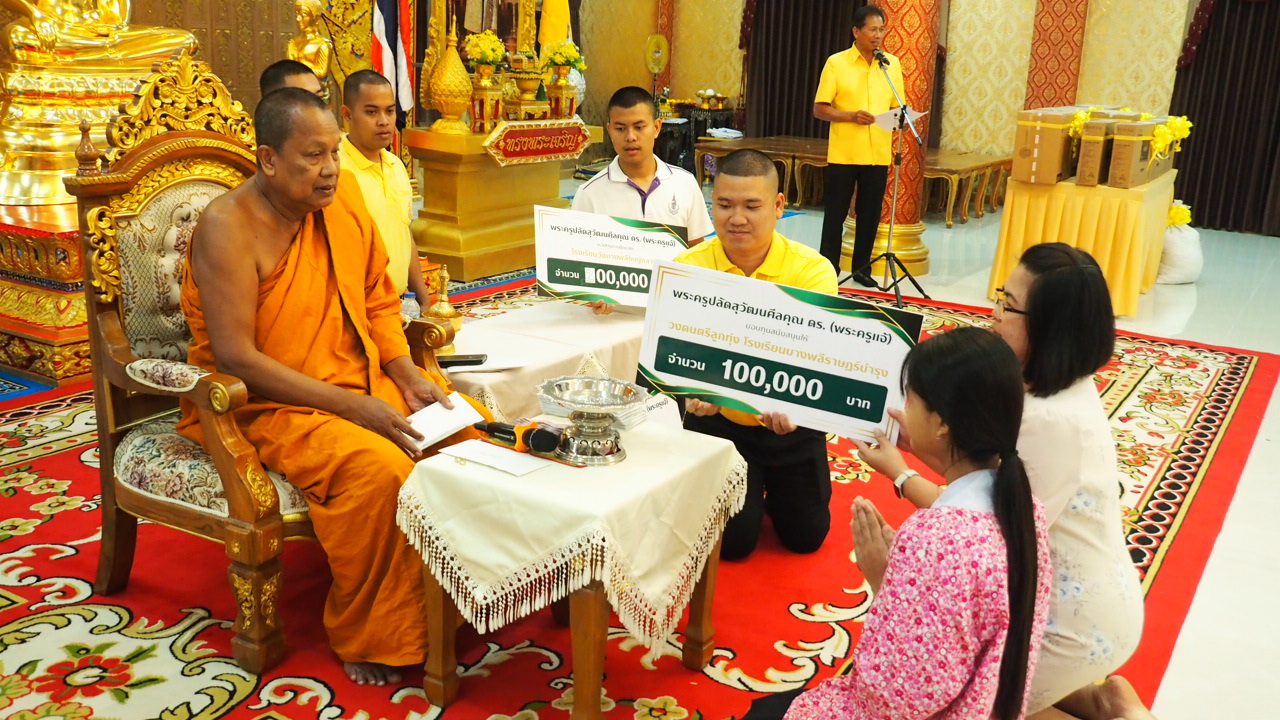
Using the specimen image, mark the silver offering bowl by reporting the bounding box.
[536,375,646,466]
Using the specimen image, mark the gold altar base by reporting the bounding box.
[0,204,91,384]
[0,63,155,206]
[405,126,599,282]
[843,220,930,279]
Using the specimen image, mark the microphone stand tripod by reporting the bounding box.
[843,52,930,307]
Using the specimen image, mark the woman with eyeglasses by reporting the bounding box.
[857,243,1151,719]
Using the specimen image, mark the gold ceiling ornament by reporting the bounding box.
[105,54,255,165]
[83,156,248,302]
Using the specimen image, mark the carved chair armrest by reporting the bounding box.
[406,316,455,385]
[92,305,278,523]
[189,374,284,525]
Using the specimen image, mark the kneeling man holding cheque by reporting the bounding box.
[675,149,838,560]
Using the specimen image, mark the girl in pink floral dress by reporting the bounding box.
[781,327,1053,720]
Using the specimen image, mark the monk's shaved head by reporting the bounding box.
[255,87,333,156]
[253,86,341,211]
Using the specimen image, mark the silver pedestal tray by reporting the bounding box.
[536,376,646,466]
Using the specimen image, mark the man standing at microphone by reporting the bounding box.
[813,5,903,288]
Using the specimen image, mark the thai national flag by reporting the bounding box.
[371,0,414,115]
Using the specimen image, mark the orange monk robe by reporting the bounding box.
[178,171,485,666]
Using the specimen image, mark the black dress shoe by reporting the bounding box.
[851,271,878,289]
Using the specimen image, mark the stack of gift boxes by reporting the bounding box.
[1012,105,1181,189]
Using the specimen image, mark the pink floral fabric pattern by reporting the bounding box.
[114,415,308,517]
[784,504,1053,719]
[125,359,210,392]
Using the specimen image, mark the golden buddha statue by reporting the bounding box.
[0,0,196,66]
[286,0,333,101]
[0,0,197,205]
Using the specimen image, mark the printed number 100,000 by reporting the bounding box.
[721,360,823,400]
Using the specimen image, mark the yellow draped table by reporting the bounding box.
[987,170,1176,317]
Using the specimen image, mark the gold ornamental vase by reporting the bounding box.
[427,264,463,353]
[471,65,503,133]
[550,65,571,85]
[429,29,473,135]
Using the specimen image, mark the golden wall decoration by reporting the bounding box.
[129,0,299,110]
[1076,0,1191,116]
[671,0,746,104]
[579,0,657,127]
[939,0,1036,155]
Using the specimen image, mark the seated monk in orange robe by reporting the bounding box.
[177,87,484,687]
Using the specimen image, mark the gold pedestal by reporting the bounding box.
[404,126,600,282]
[843,220,930,279]
[0,204,91,384]
[0,64,158,205]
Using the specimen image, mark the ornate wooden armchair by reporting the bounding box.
[63,55,456,674]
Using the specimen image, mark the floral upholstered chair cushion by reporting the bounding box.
[115,180,225,361]
[114,414,309,518]
[125,358,210,392]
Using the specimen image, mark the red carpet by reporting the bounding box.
[0,290,1273,719]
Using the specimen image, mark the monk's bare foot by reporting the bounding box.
[344,661,403,686]
[1100,676,1158,720]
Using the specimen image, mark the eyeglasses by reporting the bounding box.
[994,287,1026,317]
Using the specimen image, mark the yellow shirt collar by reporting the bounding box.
[340,134,383,172]
[710,231,788,279]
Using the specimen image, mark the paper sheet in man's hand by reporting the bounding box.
[874,106,927,133]
[405,392,484,451]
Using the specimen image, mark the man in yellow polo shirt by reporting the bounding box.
[677,149,837,560]
[813,5,903,288]
[338,69,431,313]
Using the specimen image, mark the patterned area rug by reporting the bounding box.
[0,371,53,404]
[0,287,1273,720]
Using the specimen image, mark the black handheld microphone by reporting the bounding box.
[473,421,561,453]
[873,48,889,67]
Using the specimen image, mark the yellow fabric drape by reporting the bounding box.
[538,0,570,46]
[987,171,1177,317]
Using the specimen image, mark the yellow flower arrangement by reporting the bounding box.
[1068,106,1101,140]
[463,29,506,66]
[540,38,587,71]
[1152,115,1193,161]
[1168,201,1192,227]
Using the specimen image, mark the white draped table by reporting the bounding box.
[396,421,747,718]
[448,300,645,422]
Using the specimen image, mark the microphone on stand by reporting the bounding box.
[872,48,889,68]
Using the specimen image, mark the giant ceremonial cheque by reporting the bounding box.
[639,261,923,442]
[535,205,688,306]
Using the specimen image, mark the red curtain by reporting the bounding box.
[1169,0,1280,235]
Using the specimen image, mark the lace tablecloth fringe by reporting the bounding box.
[396,459,747,648]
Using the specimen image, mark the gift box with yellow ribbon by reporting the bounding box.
[1109,120,1160,188]
[1012,106,1079,185]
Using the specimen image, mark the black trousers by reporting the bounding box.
[820,163,890,274]
[683,412,832,561]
